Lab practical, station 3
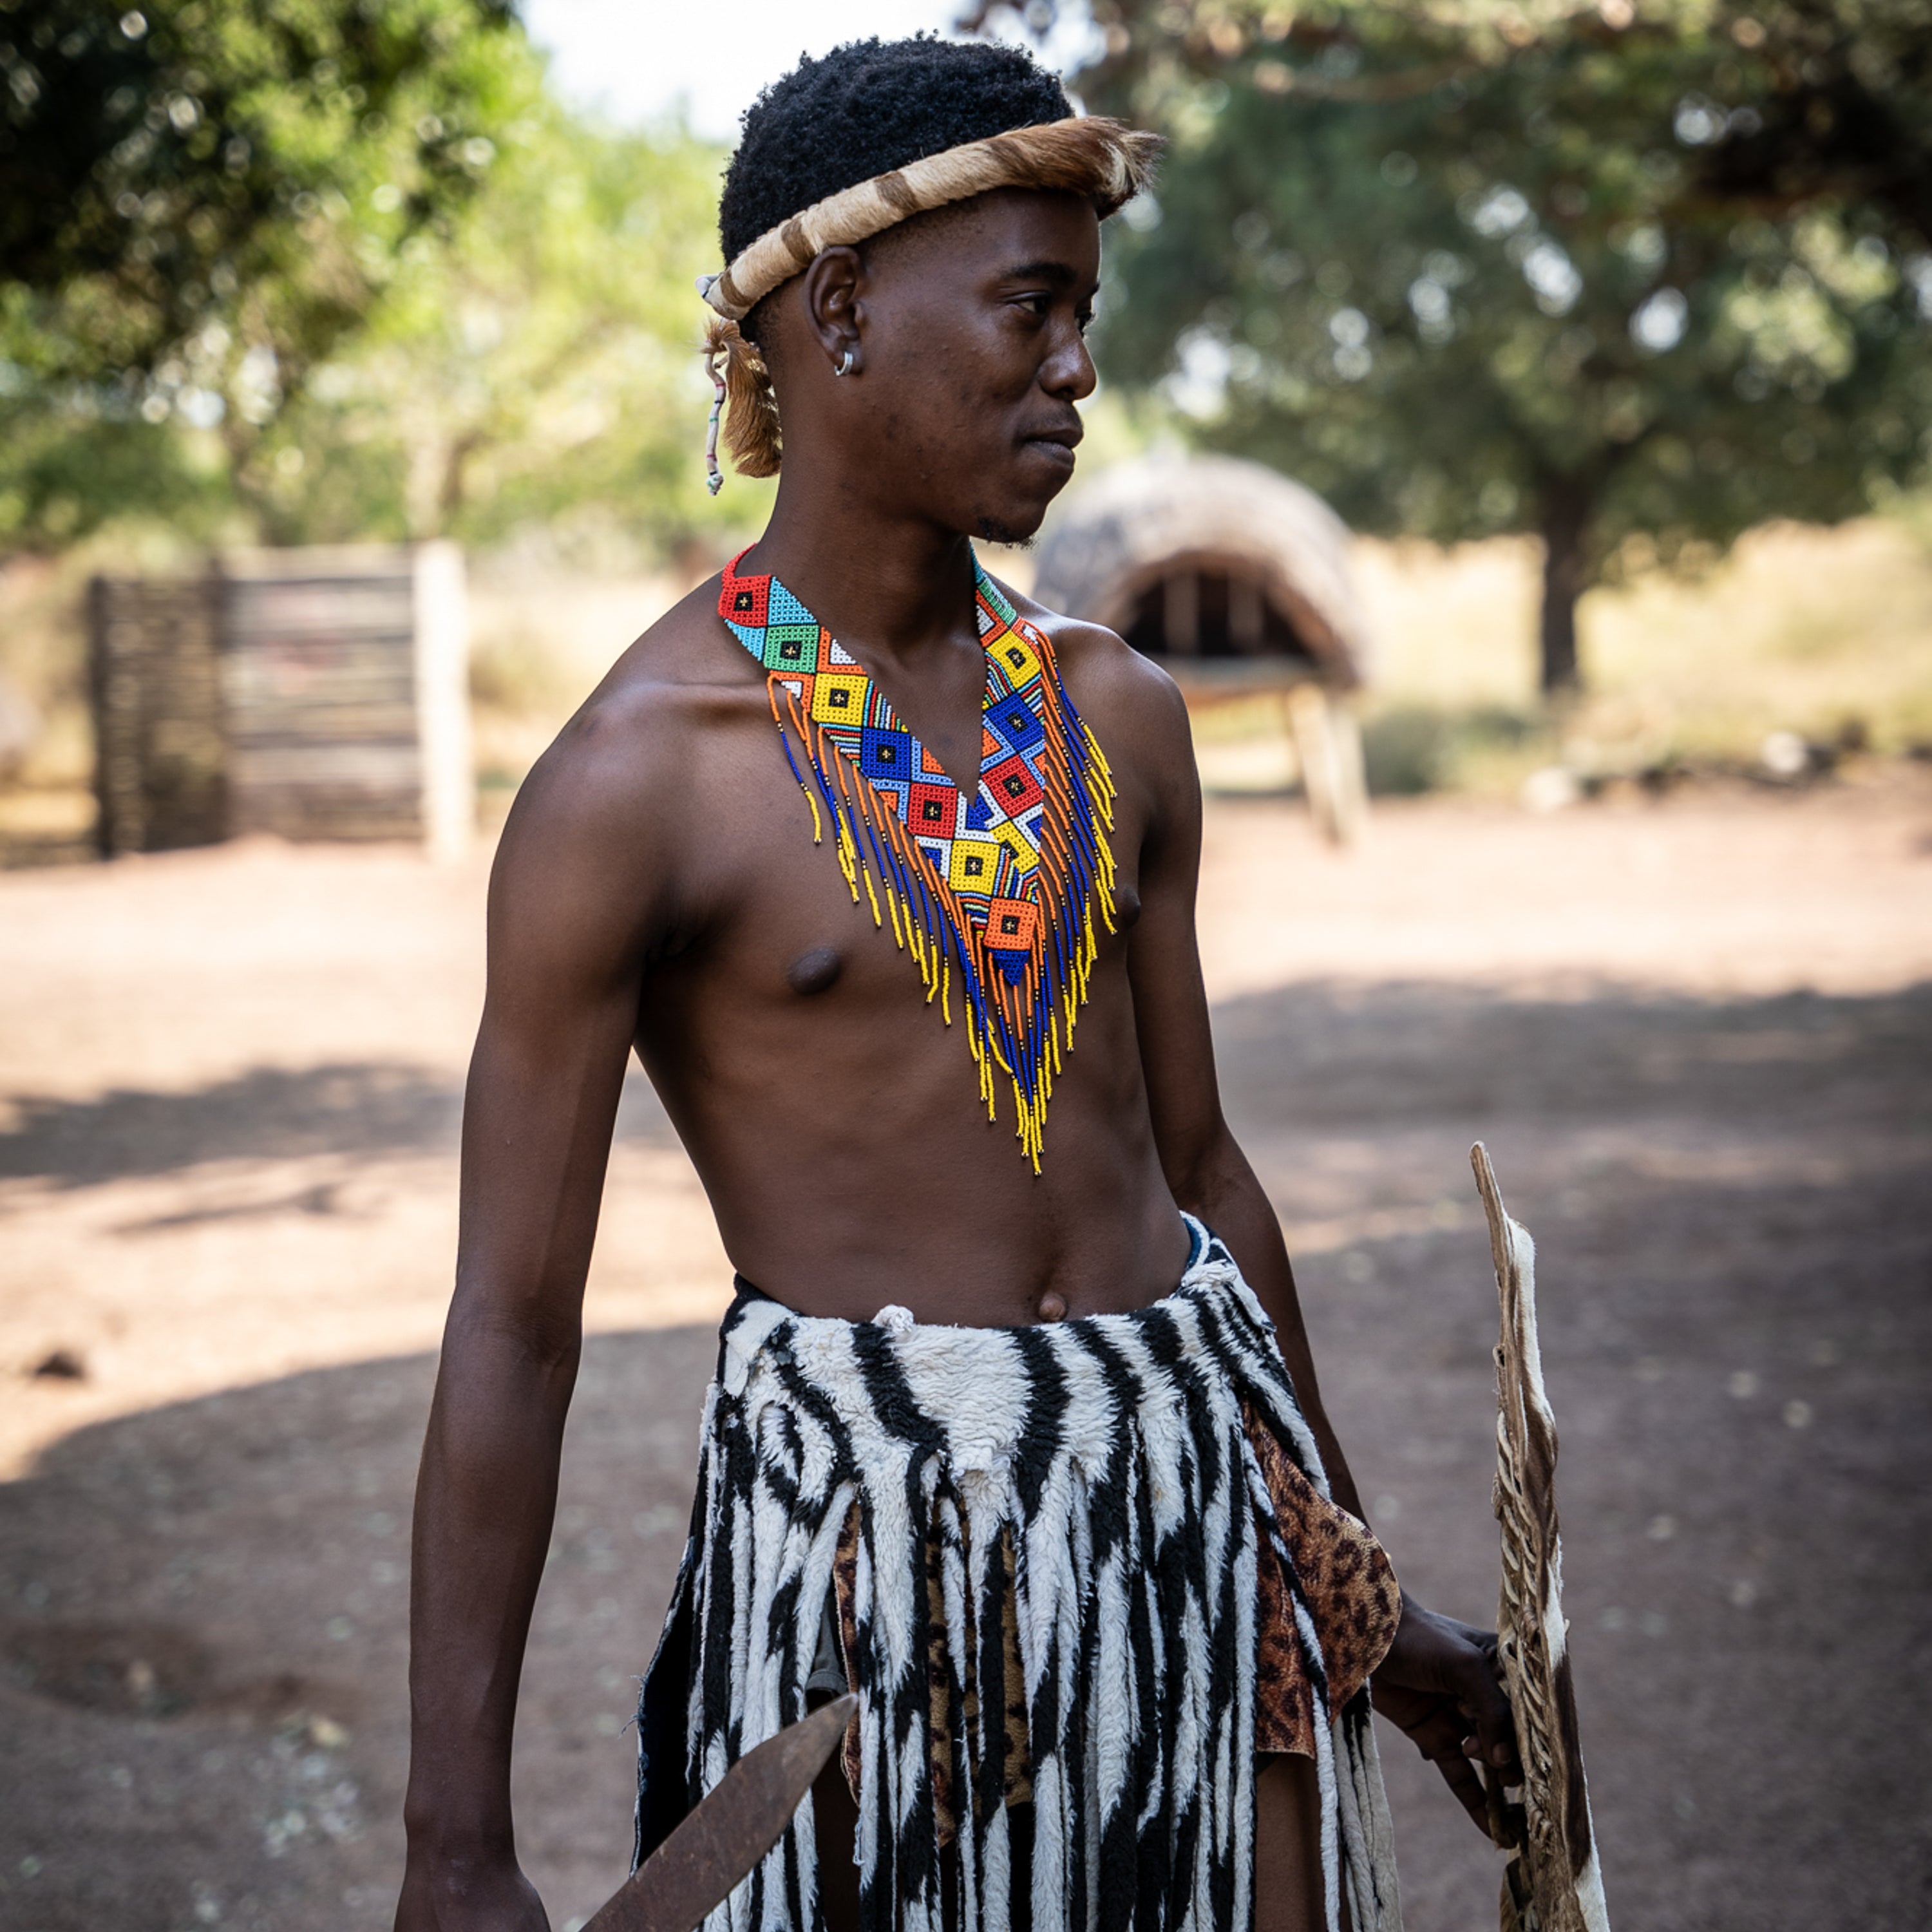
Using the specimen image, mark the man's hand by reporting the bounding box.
[395,1850,549,1932]
[1370,1593,1522,1841]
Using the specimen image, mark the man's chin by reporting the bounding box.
[967,489,1059,549]
[973,513,1040,549]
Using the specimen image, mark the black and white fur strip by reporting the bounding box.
[634,1218,1402,1932]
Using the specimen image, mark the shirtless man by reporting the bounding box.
[397,37,1516,1932]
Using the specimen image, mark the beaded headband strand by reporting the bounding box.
[697,115,1161,493]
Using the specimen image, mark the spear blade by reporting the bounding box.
[585,1694,856,1932]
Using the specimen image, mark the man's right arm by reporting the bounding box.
[396,696,683,1930]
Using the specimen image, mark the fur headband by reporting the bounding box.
[699,115,1160,323]
[699,115,1162,491]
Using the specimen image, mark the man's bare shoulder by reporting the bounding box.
[573,572,766,757]
[996,575,1191,752]
[503,574,762,838]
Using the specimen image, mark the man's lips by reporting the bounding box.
[1021,423,1083,467]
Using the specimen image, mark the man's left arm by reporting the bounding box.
[1109,651,1519,1835]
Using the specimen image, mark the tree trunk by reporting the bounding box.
[1537,481,1595,695]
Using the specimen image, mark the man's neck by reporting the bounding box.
[740,463,985,673]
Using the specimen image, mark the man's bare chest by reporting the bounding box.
[630,696,1144,1113]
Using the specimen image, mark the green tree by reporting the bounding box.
[0,0,530,546]
[990,0,1932,690]
[253,102,752,558]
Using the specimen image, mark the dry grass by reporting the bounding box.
[1344,516,1932,794]
[1584,520,1932,753]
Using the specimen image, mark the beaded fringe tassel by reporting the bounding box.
[767,665,1117,1172]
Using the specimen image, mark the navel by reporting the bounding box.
[1037,1291,1067,1323]
[786,945,844,996]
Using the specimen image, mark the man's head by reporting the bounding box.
[719,38,1074,272]
[703,38,1157,542]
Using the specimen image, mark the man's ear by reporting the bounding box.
[802,247,864,377]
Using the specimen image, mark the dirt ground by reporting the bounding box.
[2,775,1929,1932]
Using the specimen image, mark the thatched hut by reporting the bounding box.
[1031,455,1371,840]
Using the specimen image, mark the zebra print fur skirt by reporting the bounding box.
[632,1218,1404,1932]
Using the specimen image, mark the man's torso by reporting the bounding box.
[548,571,1195,1325]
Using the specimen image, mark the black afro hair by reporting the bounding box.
[718,37,1073,265]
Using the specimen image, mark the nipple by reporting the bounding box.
[1037,1292,1067,1323]
[787,945,843,996]
[1113,886,1142,930]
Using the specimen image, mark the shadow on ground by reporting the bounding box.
[1213,977,1932,1130]
[2,978,1929,1929]
[0,1328,713,1932]
[0,1065,679,1188]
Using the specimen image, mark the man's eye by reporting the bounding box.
[1076,308,1095,334]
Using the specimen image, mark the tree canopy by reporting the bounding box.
[0,0,746,559]
[995,0,1932,688]
[252,99,749,556]
[0,0,529,546]
[1,0,524,383]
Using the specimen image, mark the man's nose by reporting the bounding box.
[1043,325,1097,404]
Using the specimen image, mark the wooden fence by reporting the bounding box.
[89,544,471,858]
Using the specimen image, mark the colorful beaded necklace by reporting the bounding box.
[720,549,1117,1170]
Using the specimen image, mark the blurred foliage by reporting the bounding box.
[0,0,527,433]
[251,100,743,552]
[978,0,1932,689]
[0,1,743,560]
